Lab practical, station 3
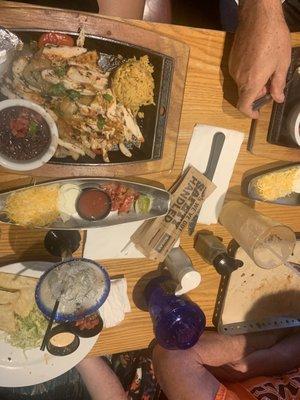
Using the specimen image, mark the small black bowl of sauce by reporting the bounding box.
[46,325,80,356]
[76,188,112,221]
[69,313,103,338]
[0,99,58,171]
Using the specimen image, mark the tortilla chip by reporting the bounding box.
[13,287,35,318]
[0,272,37,290]
[0,290,20,305]
[0,304,16,333]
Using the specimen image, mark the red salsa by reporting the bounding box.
[101,183,138,213]
[75,313,100,331]
[76,188,112,221]
[0,106,51,161]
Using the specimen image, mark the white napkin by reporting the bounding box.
[99,278,131,328]
[84,221,180,259]
[84,221,145,259]
[184,124,244,224]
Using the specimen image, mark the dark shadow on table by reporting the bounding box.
[0,224,58,267]
[219,33,245,121]
[245,290,300,326]
[132,269,172,312]
[132,270,163,312]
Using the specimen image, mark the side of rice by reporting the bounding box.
[112,55,155,115]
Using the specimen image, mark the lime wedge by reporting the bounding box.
[135,195,153,213]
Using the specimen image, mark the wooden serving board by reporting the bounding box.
[248,101,300,162]
[0,5,189,178]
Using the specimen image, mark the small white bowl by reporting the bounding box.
[0,99,58,171]
[287,103,300,147]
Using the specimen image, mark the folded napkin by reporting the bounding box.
[84,221,145,259]
[84,221,180,259]
[99,278,131,328]
[184,124,244,224]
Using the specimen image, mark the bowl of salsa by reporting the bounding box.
[0,99,58,171]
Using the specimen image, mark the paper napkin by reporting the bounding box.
[184,124,244,224]
[99,278,131,328]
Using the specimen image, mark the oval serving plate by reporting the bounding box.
[0,178,170,230]
[241,163,300,206]
[0,262,100,387]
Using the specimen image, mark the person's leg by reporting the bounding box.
[215,330,300,382]
[153,329,292,400]
[153,345,222,400]
[76,357,127,400]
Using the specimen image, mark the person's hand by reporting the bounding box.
[229,0,291,119]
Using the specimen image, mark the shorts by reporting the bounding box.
[216,368,300,400]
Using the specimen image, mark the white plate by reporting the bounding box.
[0,261,99,387]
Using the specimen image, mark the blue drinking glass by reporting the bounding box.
[145,276,206,350]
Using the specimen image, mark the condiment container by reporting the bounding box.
[194,230,243,275]
[46,325,80,356]
[163,247,201,295]
[145,276,206,350]
[0,99,58,171]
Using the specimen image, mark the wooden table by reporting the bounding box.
[1,3,300,355]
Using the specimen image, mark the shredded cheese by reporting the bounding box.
[254,167,300,201]
[4,185,60,227]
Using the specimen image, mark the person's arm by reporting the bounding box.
[152,330,291,399]
[229,0,291,119]
[97,0,146,19]
[226,331,300,380]
[76,357,127,400]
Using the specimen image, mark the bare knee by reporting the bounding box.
[153,344,202,378]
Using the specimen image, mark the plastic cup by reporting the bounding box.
[219,201,296,269]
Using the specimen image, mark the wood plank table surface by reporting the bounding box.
[0,2,300,356]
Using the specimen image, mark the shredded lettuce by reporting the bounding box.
[8,306,47,350]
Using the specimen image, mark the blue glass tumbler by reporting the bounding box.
[145,276,206,350]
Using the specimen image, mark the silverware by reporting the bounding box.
[252,66,300,111]
[40,299,60,351]
[188,131,226,236]
[252,94,272,111]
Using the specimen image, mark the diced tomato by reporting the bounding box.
[101,184,138,213]
[9,113,30,138]
[38,32,74,48]
[119,194,135,213]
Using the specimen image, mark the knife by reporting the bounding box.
[188,131,226,236]
[252,66,300,111]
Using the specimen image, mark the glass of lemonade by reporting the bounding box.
[219,201,296,269]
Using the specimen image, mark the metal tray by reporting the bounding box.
[0,178,170,230]
[241,163,300,206]
[267,47,300,148]
[213,240,300,335]
[0,28,174,165]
